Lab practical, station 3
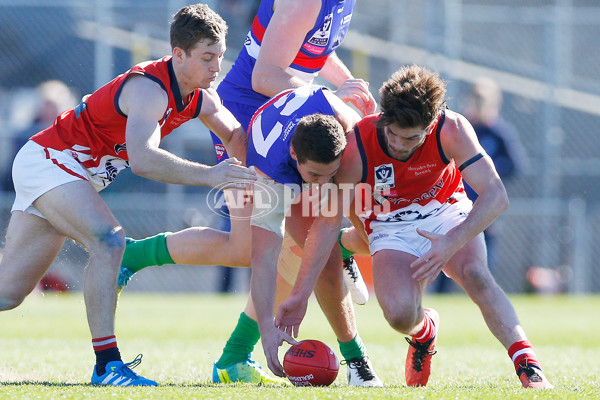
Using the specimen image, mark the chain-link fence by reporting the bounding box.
[0,0,598,293]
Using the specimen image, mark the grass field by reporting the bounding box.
[0,291,598,399]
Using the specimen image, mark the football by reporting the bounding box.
[283,339,339,386]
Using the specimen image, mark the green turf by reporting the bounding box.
[0,292,598,399]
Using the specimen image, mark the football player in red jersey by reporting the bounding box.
[275,65,553,389]
[0,4,255,386]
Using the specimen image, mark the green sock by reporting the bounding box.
[216,312,261,368]
[338,332,366,361]
[338,228,355,260]
[121,232,174,273]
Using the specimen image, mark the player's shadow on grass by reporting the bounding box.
[1,382,88,387]
[0,382,295,388]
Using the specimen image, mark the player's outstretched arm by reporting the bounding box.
[275,133,364,323]
[122,76,256,189]
[275,190,345,336]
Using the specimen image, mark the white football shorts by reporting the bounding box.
[365,193,473,257]
[250,173,297,238]
[11,140,96,218]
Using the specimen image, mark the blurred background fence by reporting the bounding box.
[0,0,598,294]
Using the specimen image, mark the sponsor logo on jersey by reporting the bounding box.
[408,162,438,177]
[282,120,297,142]
[374,163,395,191]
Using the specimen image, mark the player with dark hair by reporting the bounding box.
[242,84,382,386]
[291,114,348,164]
[0,3,255,386]
[274,65,553,389]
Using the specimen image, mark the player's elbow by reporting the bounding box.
[251,66,273,97]
[495,184,509,214]
[251,73,267,96]
[129,159,153,178]
[500,192,509,213]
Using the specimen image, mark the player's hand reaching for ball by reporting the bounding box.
[261,324,297,377]
[275,294,309,340]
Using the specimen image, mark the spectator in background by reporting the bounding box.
[433,77,529,293]
[1,80,77,292]
[463,77,529,274]
[1,80,77,192]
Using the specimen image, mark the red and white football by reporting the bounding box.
[283,339,339,386]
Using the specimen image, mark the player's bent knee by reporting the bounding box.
[383,307,420,333]
[87,226,126,268]
[461,262,496,293]
[94,226,126,253]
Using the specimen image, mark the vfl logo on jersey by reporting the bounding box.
[114,143,127,154]
[307,13,333,47]
[374,163,395,191]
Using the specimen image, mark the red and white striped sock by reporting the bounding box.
[508,340,540,372]
[413,311,437,343]
[93,335,121,376]
[92,335,117,352]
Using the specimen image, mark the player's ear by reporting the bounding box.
[172,47,185,63]
[289,145,298,161]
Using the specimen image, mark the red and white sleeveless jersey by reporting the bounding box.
[353,112,465,226]
[30,56,203,189]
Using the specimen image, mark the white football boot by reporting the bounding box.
[344,356,383,387]
[342,256,369,305]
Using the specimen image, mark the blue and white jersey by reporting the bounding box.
[218,0,355,110]
[246,85,336,186]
